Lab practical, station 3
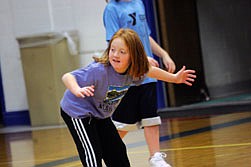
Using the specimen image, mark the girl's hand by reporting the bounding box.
[175,66,196,86]
[74,85,95,98]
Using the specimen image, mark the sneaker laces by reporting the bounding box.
[151,152,167,160]
[159,152,167,158]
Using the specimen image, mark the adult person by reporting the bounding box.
[103,0,176,166]
[60,29,196,167]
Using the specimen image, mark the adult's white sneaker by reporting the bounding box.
[149,152,172,167]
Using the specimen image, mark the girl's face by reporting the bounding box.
[109,38,131,74]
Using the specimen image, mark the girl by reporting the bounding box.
[60,28,196,167]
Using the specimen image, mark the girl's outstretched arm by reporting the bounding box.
[62,73,95,98]
[147,66,196,86]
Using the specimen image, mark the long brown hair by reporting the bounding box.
[94,28,149,78]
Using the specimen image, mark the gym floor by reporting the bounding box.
[1,110,251,167]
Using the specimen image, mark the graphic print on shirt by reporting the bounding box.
[127,12,146,30]
[128,12,136,25]
[98,85,130,112]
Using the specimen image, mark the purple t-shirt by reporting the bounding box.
[60,62,143,119]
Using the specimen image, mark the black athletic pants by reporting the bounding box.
[61,109,130,167]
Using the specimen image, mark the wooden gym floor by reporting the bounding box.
[1,111,251,167]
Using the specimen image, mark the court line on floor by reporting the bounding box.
[35,156,80,167]
[159,116,251,142]
[34,116,251,167]
[163,142,251,151]
[125,116,251,149]
[128,142,251,154]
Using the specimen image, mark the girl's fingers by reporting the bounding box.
[186,78,195,82]
[78,92,85,98]
[189,74,196,79]
[185,70,196,74]
[184,81,192,86]
[81,86,95,97]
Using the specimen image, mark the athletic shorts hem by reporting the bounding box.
[141,116,161,128]
[113,116,161,131]
[113,120,140,131]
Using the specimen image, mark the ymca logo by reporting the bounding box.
[128,12,136,26]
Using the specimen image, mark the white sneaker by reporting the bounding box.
[149,152,172,167]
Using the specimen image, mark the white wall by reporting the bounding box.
[0,0,107,112]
